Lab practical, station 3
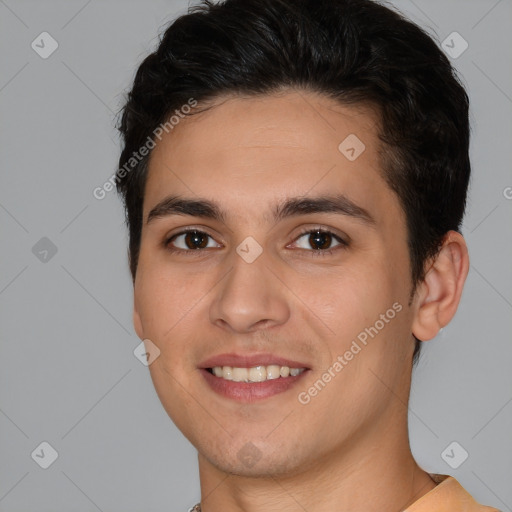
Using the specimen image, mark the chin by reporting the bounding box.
[199,439,309,478]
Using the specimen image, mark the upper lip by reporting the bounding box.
[199,353,310,369]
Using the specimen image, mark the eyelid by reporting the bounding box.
[286,228,348,259]
[288,225,349,247]
[164,226,224,249]
[165,225,222,240]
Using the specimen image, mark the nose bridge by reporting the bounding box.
[209,241,290,332]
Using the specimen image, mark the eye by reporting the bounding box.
[166,229,222,251]
[290,228,347,255]
[164,227,347,256]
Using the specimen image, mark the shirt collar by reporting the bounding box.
[405,473,499,511]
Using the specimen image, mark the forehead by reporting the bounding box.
[144,91,400,227]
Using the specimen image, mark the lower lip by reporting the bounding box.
[200,368,309,402]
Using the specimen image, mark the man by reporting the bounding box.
[115,0,499,510]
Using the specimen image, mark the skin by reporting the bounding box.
[132,90,469,512]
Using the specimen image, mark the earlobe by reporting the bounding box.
[412,231,469,341]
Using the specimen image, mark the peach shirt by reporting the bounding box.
[406,473,501,511]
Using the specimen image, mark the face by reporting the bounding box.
[133,91,417,477]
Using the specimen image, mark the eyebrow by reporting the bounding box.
[146,194,375,226]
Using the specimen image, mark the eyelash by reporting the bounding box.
[164,226,348,258]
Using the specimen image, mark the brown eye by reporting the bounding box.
[308,231,333,250]
[167,230,221,251]
[293,229,344,251]
[184,231,208,249]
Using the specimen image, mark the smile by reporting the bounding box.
[208,365,306,382]
[199,353,310,402]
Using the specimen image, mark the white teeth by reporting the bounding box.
[248,366,266,382]
[222,366,233,380]
[210,365,305,382]
[232,367,249,382]
[266,365,281,380]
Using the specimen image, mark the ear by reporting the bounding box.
[412,231,469,341]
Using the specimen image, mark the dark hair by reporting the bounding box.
[116,0,471,366]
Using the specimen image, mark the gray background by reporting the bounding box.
[1,0,511,510]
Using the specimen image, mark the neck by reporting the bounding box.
[196,410,437,512]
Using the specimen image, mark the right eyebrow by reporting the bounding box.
[146,196,227,225]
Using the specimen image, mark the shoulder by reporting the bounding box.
[406,473,502,512]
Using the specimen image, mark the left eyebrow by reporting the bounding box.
[271,194,376,226]
[145,193,376,226]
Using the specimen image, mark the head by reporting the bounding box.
[116,0,470,478]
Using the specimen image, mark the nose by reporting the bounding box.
[209,248,291,333]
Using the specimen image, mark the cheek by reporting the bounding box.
[298,264,388,332]
[299,254,408,366]
[135,267,201,409]
[134,259,219,376]
[134,261,193,340]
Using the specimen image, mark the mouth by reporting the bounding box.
[206,364,306,382]
[199,353,310,402]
